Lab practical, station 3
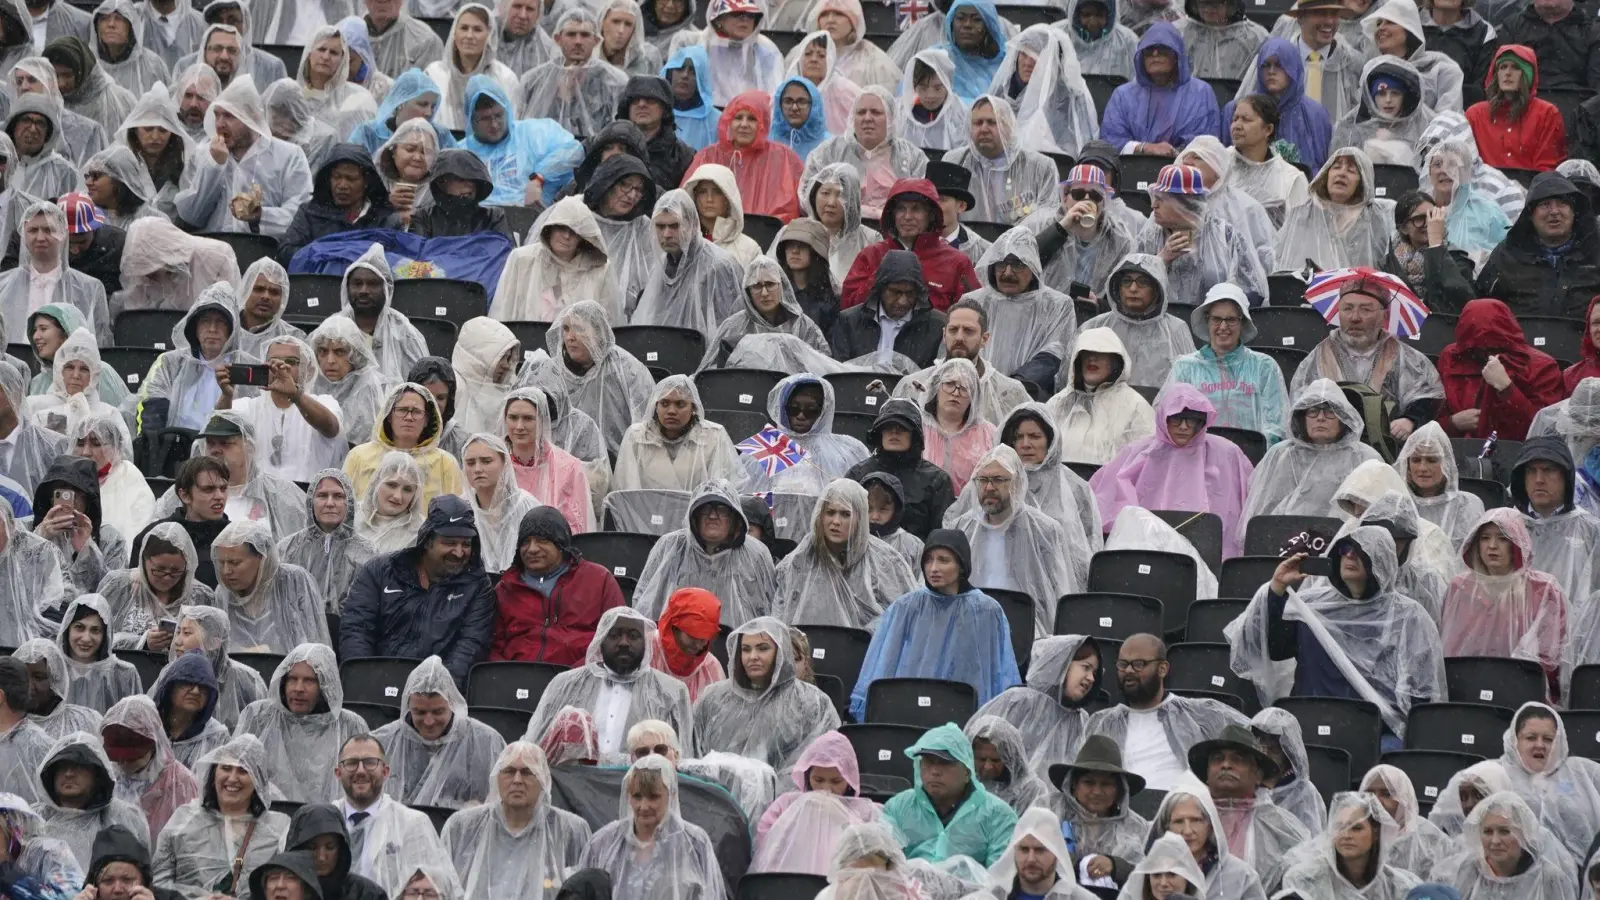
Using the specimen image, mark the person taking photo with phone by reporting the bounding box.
[214,335,344,483]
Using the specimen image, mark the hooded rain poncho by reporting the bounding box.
[1082,253,1195,388]
[149,734,292,897]
[353,450,426,553]
[55,593,141,712]
[1429,790,1577,900]
[518,8,629,140]
[750,730,882,873]
[1238,378,1382,539]
[1442,509,1568,687]
[1331,56,1437,167]
[704,254,830,370]
[771,478,920,629]
[1360,763,1456,879]
[233,642,366,802]
[334,243,428,383]
[1278,791,1421,900]
[574,754,727,899]
[172,73,312,236]
[1275,146,1397,272]
[880,722,1018,865]
[962,716,1051,815]
[965,225,1079,379]
[612,375,744,493]
[1492,703,1600,863]
[945,93,1060,224]
[896,48,968,151]
[0,199,109,347]
[691,616,840,771]
[973,634,1101,778]
[532,300,654,455]
[0,501,65,646]
[99,693,200,840]
[33,732,153,871]
[494,197,618,323]
[630,187,745,341]
[372,656,507,809]
[631,480,775,625]
[460,432,544,572]
[1167,283,1290,443]
[991,24,1096,157]
[423,3,520,130]
[306,316,387,446]
[209,519,328,653]
[12,639,103,738]
[1046,327,1156,464]
[1248,706,1327,833]
[273,469,374,613]
[741,373,870,494]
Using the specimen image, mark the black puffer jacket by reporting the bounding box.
[844,398,956,539]
[1496,5,1600,92]
[828,250,947,368]
[616,75,695,191]
[409,149,514,240]
[1475,173,1600,319]
[278,143,403,264]
[285,805,387,900]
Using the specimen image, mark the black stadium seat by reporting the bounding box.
[1275,697,1383,780]
[390,279,488,325]
[1456,477,1508,510]
[571,532,659,580]
[825,371,902,415]
[472,705,533,743]
[409,317,458,358]
[1149,510,1223,574]
[98,348,161,392]
[1185,598,1248,643]
[865,678,977,729]
[798,625,873,703]
[832,411,876,444]
[1083,75,1125,124]
[1054,592,1163,640]
[1165,642,1260,715]
[1248,305,1329,352]
[1208,427,1267,466]
[736,873,828,900]
[695,369,785,411]
[977,587,1037,676]
[1302,742,1353,804]
[1370,164,1419,200]
[612,325,707,376]
[339,657,422,707]
[201,232,279,270]
[120,649,167,689]
[742,214,783,249]
[1572,665,1600,709]
[7,344,38,374]
[1520,316,1585,365]
[501,320,550,355]
[113,310,185,349]
[1087,550,1196,637]
[1243,515,1343,557]
[230,652,284,685]
[839,723,925,784]
[1563,710,1600,761]
[1444,656,1547,710]
[286,274,344,318]
[1404,702,1512,755]
[1380,750,1483,813]
[1406,312,1457,357]
[467,661,568,711]
[345,701,400,731]
[704,408,768,444]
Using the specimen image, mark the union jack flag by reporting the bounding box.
[737,425,807,476]
[896,0,932,29]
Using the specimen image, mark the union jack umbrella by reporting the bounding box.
[737,425,807,476]
[1304,266,1430,339]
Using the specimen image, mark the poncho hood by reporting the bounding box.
[1133,22,1192,88]
[866,249,931,314]
[1069,326,1133,391]
[1509,435,1575,512]
[583,152,657,220]
[715,89,773,151]
[284,804,356,897]
[686,479,749,551]
[1354,55,1424,124]
[38,733,116,810]
[1502,172,1597,261]
[246,851,325,900]
[311,142,390,207]
[1288,377,1365,446]
[87,823,156,885]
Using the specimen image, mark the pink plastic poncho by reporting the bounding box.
[919,358,999,493]
[101,694,200,840]
[685,90,805,223]
[537,705,600,766]
[751,730,882,873]
[1090,383,1255,559]
[505,387,595,534]
[1440,507,1568,698]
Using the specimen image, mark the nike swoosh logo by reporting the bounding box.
[448,516,467,523]
[383,587,401,594]
[447,593,462,601]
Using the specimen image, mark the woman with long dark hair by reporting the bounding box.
[1464,44,1566,172]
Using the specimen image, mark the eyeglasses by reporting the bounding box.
[749,282,782,294]
[146,564,186,579]
[614,182,645,198]
[1304,407,1341,420]
[1206,315,1243,327]
[938,382,970,396]
[699,507,732,521]
[631,743,673,759]
[994,260,1030,274]
[338,757,384,772]
[402,890,440,900]
[1115,658,1162,672]
[780,96,811,108]
[972,475,1012,487]
[392,406,427,420]
[1405,214,1430,229]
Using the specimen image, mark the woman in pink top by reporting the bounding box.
[920,358,998,494]
[503,386,595,533]
[751,730,883,874]
[1089,382,1255,558]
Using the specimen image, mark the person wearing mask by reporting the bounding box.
[1101,24,1220,155]
[282,804,387,900]
[849,528,1021,720]
[1463,45,1567,173]
[363,0,442,77]
[1382,189,1477,314]
[525,607,693,760]
[408,149,514,239]
[880,722,1017,865]
[829,249,947,369]
[1168,283,1289,444]
[149,734,292,896]
[529,302,654,457]
[632,481,774,626]
[277,145,401,263]
[424,4,518,131]
[1279,145,1399,271]
[846,399,957,540]
[274,470,373,616]
[1436,298,1564,441]
[943,95,1059,225]
[617,74,693,190]
[234,644,366,805]
[1083,635,1249,791]
[1476,172,1600,319]
[1185,724,1310,885]
[490,505,623,665]
[1046,327,1155,465]
[1290,274,1446,444]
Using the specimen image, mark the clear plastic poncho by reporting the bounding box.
[0,362,67,496]
[439,740,592,900]
[574,754,728,900]
[1494,702,1600,864]
[613,376,746,493]
[172,73,314,237]
[798,162,882,286]
[963,716,1050,815]
[1422,137,1510,259]
[80,145,162,229]
[423,3,520,130]
[0,500,66,646]
[307,316,389,445]
[1044,327,1156,464]
[1237,378,1382,545]
[1274,147,1398,272]
[103,522,216,652]
[1278,792,1421,900]
[233,642,367,803]
[6,93,89,201]
[99,693,200,840]
[948,444,1086,635]
[1393,420,1485,551]
[135,283,251,432]
[1331,459,1459,572]
[1249,706,1326,834]
[771,478,919,629]
[524,608,693,759]
[55,593,142,712]
[150,734,292,898]
[533,301,654,455]
[335,243,429,383]
[896,48,969,151]
[1287,331,1443,439]
[461,432,543,572]
[149,409,310,540]
[1429,791,1577,900]
[973,634,1099,779]
[1115,830,1208,900]
[0,792,81,895]
[1177,135,1278,277]
[261,76,339,174]
[22,327,121,436]
[502,386,594,535]
[274,468,376,614]
[294,26,379,138]
[116,220,242,315]
[632,480,775,625]
[355,450,426,554]
[743,373,870,494]
[988,24,1095,157]
[232,258,304,361]
[692,616,840,771]
[1225,525,1446,737]
[919,357,997,493]
[519,11,630,139]
[1330,57,1437,168]
[703,255,832,370]
[630,188,745,344]
[12,639,103,737]
[0,200,109,347]
[1424,761,1577,881]
[782,30,860,136]
[966,225,1079,378]
[494,196,618,323]
[1359,764,1456,879]
[162,604,269,731]
[209,519,329,653]
[372,655,507,809]
[1130,191,1267,309]
[750,731,882,874]
[1415,112,1525,221]
[944,95,1061,224]
[1441,509,1568,688]
[1137,775,1269,900]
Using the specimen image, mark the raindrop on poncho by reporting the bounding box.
[31,731,151,870]
[99,693,200,840]
[632,480,775,625]
[531,301,654,455]
[1167,284,1291,445]
[115,219,241,315]
[150,734,293,895]
[1045,327,1156,464]
[261,76,340,174]
[1427,790,1577,900]
[234,642,367,803]
[1274,146,1398,272]
[55,593,142,713]
[630,188,744,342]
[274,468,375,614]
[574,754,728,899]
[524,607,693,759]
[437,740,592,900]
[372,656,507,809]
[772,478,919,629]
[973,633,1102,778]
[208,518,328,654]
[692,616,840,771]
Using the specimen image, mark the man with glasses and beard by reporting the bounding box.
[330,735,450,898]
[524,608,693,762]
[1083,634,1249,792]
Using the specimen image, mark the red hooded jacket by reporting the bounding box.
[1563,294,1600,393]
[684,89,804,222]
[1436,298,1565,440]
[1464,45,1568,173]
[490,553,625,666]
[840,178,981,312]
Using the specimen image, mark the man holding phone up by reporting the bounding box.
[214,335,343,483]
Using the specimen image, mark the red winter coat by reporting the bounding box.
[1465,45,1568,173]
[1436,298,1565,440]
[840,178,980,312]
[1562,293,1600,394]
[490,559,625,666]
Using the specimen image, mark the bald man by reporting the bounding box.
[1080,634,1249,792]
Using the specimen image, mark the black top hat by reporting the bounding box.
[1048,734,1147,796]
[925,160,976,210]
[1186,723,1280,783]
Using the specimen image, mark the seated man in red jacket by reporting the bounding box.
[490,506,624,665]
[841,177,980,312]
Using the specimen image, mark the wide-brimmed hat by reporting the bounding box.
[1048,734,1146,795]
[1186,723,1280,782]
[1287,0,1346,14]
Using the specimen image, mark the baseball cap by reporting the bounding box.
[914,747,961,764]
[57,192,105,234]
[199,415,244,439]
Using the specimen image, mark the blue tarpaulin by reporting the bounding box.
[287,228,515,301]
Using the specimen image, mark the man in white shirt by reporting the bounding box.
[215,334,343,482]
[1084,634,1250,792]
[334,733,451,898]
